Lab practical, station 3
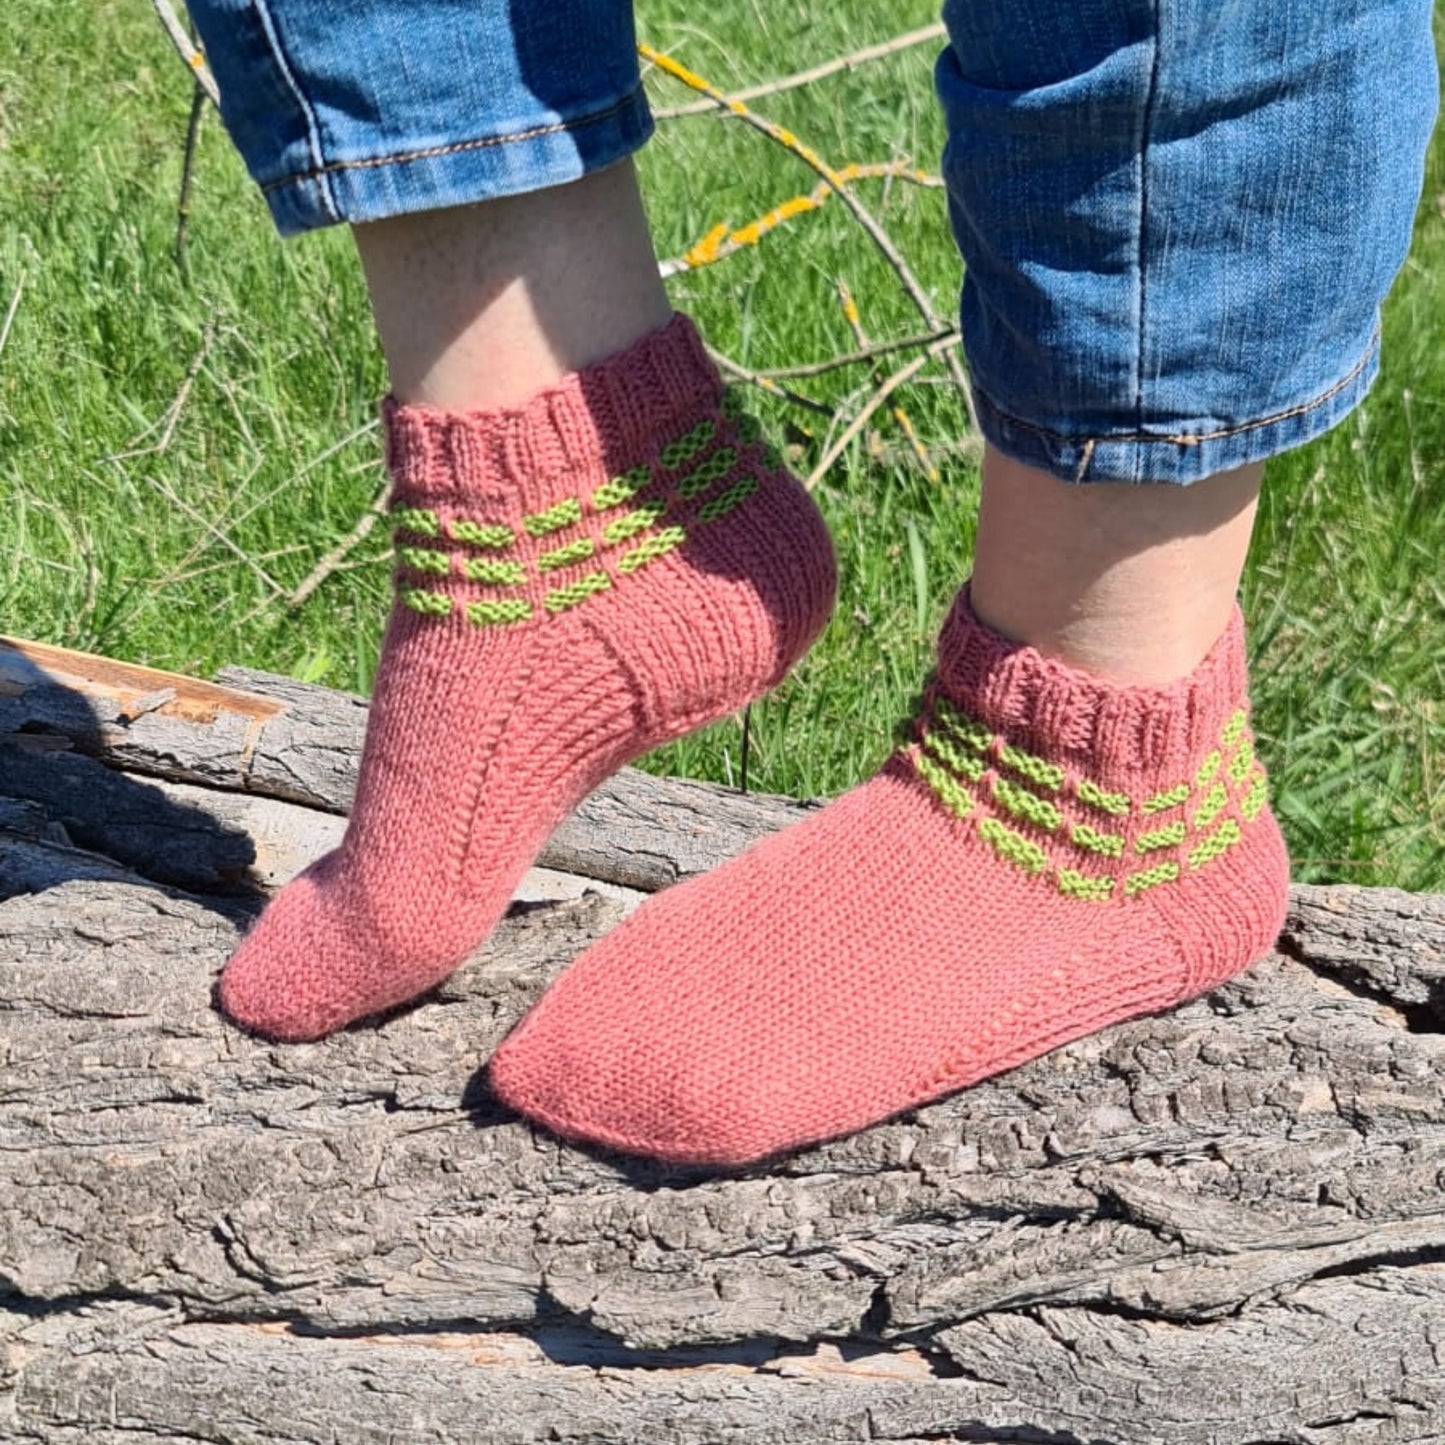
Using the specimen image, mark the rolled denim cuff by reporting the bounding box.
[971,328,1381,486]
[185,0,654,236]
[261,86,653,237]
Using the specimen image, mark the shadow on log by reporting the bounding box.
[1,637,1442,1443]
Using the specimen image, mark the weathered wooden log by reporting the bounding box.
[1,639,1442,1443]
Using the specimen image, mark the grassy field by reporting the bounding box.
[1,2,1441,890]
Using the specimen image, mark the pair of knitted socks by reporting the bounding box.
[219,314,1289,1166]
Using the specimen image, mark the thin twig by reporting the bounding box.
[148,0,220,105]
[652,23,946,118]
[640,43,976,429]
[285,475,396,612]
[706,349,834,415]
[175,73,207,278]
[0,270,25,361]
[838,279,937,481]
[103,324,214,461]
[658,161,942,278]
[745,327,958,379]
[804,334,961,491]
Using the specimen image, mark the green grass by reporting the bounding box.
[1,1,1441,889]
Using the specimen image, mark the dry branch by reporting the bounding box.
[0,640,1443,1442]
[641,43,976,426]
[651,22,948,119]
[146,0,220,106]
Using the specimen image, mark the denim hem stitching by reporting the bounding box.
[977,325,1379,453]
[258,88,646,194]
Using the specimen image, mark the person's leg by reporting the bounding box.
[489,0,1438,1164]
[184,0,836,1040]
[353,159,671,410]
[969,451,1262,685]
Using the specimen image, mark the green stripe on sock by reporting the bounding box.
[602,502,667,546]
[397,545,449,576]
[522,498,583,537]
[992,775,1062,832]
[1142,782,1190,814]
[915,749,975,820]
[592,465,652,511]
[1077,778,1131,817]
[1069,822,1124,859]
[1057,868,1115,902]
[1135,820,1187,853]
[462,558,526,585]
[400,588,452,617]
[978,815,1048,874]
[544,570,612,612]
[617,527,686,575]
[465,597,532,626]
[537,537,597,572]
[449,518,514,549]
[696,474,759,524]
[391,507,440,538]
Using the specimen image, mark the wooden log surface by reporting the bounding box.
[1,638,1442,1443]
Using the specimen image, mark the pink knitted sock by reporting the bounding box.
[489,587,1290,1164]
[217,315,836,1041]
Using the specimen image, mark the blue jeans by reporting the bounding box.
[185,0,1438,484]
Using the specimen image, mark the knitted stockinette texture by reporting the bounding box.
[217,314,836,1042]
[489,588,1290,1165]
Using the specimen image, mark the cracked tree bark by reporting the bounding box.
[1,638,1442,1445]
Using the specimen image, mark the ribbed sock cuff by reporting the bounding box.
[934,584,1251,790]
[382,313,721,511]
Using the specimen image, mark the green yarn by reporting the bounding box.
[1194,749,1221,787]
[697,474,759,524]
[544,570,612,612]
[522,497,584,537]
[659,419,715,469]
[450,518,514,549]
[977,815,1048,874]
[932,697,992,753]
[992,775,1062,832]
[1135,820,1187,853]
[1188,819,1242,870]
[397,545,449,576]
[1241,771,1268,821]
[1191,781,1229,831]
[1069,822,1124,859]
[915,749,975,821]
[678,447,738,499]
[1221,708,1247,748]
[602,502,668,545]
[537,537,597,572]
[1141,782,1190,814]
[997,742,1065,793]
[1057,868,1114,902]
[462,558,526,585]
[1077,778,1130,817]
[922,731,986,784]
[391,506,440,538]
[617,527,686,575]
[592,465,652,511]
[1124,861,1180,896]
[465,597,533,626]
[400,588,452,617]
[1227,738,1255,783]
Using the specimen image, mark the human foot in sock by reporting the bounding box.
[489,587,1289,1165]
[217,315,836,1041]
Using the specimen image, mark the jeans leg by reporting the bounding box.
[183,0,651,235]
[937,0,1439,483]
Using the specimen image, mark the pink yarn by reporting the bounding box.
[217,315,836,1041]
[490,590,1290,1165]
